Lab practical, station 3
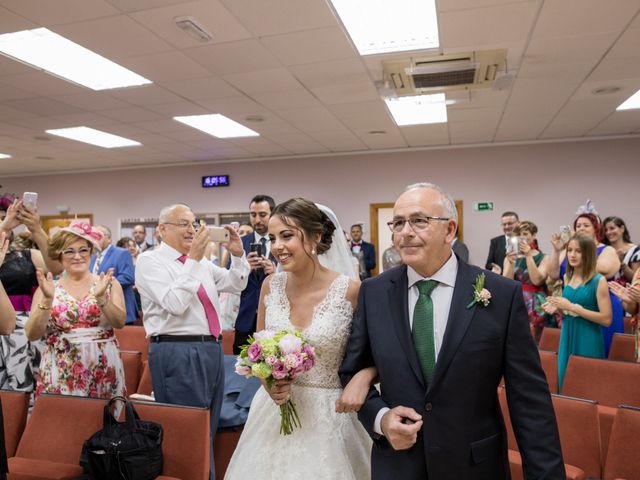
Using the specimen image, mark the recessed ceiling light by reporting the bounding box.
[329,0,439,55]
[0,28,152,90]
[384,93,447,126]
[174,114,260,138]
[616,88,640,111]
[245,115,265,123]
[592,86,621,95]
[33,135,51,141]
[368,130,387,135]
[0,153,11,159]
[45,127,141,148]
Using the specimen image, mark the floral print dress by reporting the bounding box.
[35,281,125,399]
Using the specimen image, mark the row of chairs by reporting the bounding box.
[539,328,637,363]
[499,386,640,480]
[1,391,210,480]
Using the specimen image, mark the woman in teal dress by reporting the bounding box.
[543,234,612,391]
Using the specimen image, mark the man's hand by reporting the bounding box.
[187,225,209,262]
[224,225,244,258]
[247,252,262,270]
[380,406,423,450]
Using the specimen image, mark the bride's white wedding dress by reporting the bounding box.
[225,272,372,479]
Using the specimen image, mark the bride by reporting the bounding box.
[225,198,375,479]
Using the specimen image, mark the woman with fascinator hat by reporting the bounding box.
[548,200,624,356]
[25,222,127,399]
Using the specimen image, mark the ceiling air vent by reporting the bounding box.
[382,49,507,96]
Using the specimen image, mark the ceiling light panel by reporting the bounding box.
[46,127,141,148]
[384,93,447,126]
[0,153,12,159]
[616,88,640,110]
[329,0,439,55]
[174,114,260,138]
[0,28,152,91]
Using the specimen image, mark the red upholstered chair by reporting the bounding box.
[8,394,105,480]
[608,333,636,362]
[538,350,559,394]
[133,401,210,480]
[114,325,149,362]
[214,428,243,480]
[137,360,153,396]
[222,329,235,356]
[538,327,561,352]
[120,350,142,398]
[0,390,29,458]
[603,405,640,480]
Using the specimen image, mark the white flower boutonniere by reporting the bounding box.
[467,272,492,308]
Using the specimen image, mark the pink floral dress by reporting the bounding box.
[35,281,125,399]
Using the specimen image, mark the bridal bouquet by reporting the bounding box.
[235,329,315,435]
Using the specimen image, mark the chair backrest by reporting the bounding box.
[133,401,210,480]
[603,405,640,480]
[497,386,518,451]
[137,360,153,396]
[120,350,142,398]
[222,329,235,356]
[115,326,149,362]
[538,350,559,394]
[0,390,29,457]
[538,327,561,352]
[562,355,640,408]
[15,394,105,464]
[551,394,602,479]
[608,333,636,362]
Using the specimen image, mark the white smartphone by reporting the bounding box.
[559,225,572,244]
[505,235,519,255]
[22,192,38,210]
[207,226,230,243]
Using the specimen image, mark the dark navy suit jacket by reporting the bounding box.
[340,259,564,480]
[354,240,376,278]
[90,246,137,324]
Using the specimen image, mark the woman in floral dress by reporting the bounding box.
[25,222,126,399]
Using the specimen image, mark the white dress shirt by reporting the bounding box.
[93,244,111,274]
[135,242,249,337]
[374,253,459,435]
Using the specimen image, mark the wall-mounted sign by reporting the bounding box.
[202,175,230,188]
[474,201,494,212]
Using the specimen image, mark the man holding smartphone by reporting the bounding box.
[232,194,277,354]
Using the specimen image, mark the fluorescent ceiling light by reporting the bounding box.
[0,153,11,159]
[329,0,439,55]
[173,114,260,138]
[384,93,447,126]
[46,127,141,148]
[616,88,640,110]
[0,28,152,90]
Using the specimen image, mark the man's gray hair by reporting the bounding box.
[96,225,112,238]
[404,182,458,223]
[158,204,191,224]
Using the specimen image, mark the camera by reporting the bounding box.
[559,225,572,244]
[505,235,519,255]
[206,226,229,243]
[22,192,38,210]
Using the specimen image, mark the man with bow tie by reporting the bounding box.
[351,224,377,279]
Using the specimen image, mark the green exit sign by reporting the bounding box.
[474,202,494,212]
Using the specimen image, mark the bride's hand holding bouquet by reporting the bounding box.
[235,329,316,435]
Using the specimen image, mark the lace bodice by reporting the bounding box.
[264,272,353,389]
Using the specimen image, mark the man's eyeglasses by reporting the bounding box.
[387,216,450,233]
[163,221,199,230]
[62,247,92,258]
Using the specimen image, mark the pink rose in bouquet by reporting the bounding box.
[235,328,315,435]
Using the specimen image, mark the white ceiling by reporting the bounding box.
[0,0,639,176]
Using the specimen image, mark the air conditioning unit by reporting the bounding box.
[381,49,508,96]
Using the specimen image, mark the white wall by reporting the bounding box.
[2,137,639,267]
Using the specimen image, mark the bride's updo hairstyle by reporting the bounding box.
[272,198,335,255]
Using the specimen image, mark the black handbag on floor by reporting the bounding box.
[80,396,163,480]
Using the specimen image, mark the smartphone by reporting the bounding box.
[559,225,571,244]
[505,235,519,255]
[207,226,230,243]
[250,242,265,257]
[22,192,38,210]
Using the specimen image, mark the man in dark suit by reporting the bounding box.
[91,225,138,324]
[351,224,376,279]
[340,184,563,480]
[132,224,153,254]
[232,195,277,354]
[485,211,519,274]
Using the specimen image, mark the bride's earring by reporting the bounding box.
[311,247,317,255]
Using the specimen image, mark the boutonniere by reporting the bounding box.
[467,272,492,308]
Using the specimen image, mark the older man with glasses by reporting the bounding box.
[135,204,249,480]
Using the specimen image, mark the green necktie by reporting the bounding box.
[413,279,438,383]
